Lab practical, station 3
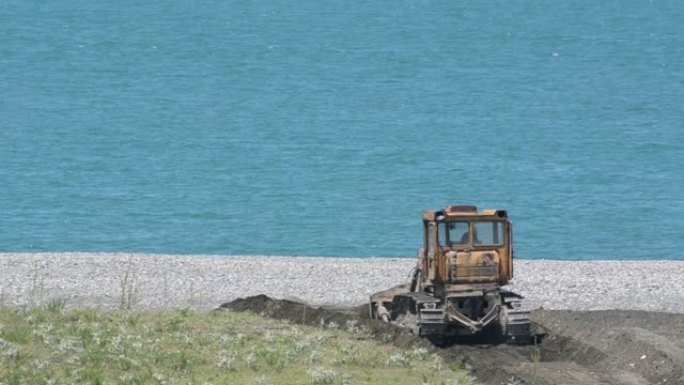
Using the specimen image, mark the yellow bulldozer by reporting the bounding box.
[370,205,531,344]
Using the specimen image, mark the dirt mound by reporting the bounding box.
[220,294,432,351]
[220,296,684,385]
[531,310,684,385]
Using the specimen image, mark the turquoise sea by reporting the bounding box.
[1,1,682,260]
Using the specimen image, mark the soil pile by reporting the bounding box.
[221,295,430,351]
[221,295,684,385]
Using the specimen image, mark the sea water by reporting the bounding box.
[1,0,682,260]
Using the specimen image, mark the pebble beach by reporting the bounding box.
[1,253,682,313]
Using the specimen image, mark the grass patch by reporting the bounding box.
[0,307,477,385]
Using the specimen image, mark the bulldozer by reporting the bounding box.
[370,205,531,344]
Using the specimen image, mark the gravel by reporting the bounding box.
[1,252,682,313]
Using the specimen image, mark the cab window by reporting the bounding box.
[438,221,469,246]
[473,221,504,246]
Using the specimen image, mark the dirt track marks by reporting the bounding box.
[220,296,684,385]
[532,310,684,385]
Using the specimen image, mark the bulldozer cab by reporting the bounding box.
[421,205,513,286]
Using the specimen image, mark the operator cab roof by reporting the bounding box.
[422,205,508,221]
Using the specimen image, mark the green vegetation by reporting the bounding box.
[0,307,475,385]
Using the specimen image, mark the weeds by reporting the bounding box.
[309,367,337,384]
[387,351,412,367]
[0,308,478,385]
[29,260,45,307]
[1,325,31,344]
[529,337,541,384]
[188,281,205,308]
[119,257,140,310]
[530,337,542,363]
[0,281,7,308]
[45,297,67,313]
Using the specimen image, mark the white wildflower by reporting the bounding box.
[216,350,236,371]
[345,320,360,334]
[309,368,337,385]
[387,352,411,367]
[410,347,429,360]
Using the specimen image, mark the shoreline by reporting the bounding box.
[6,251,684,261]
[1,252,682,313]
